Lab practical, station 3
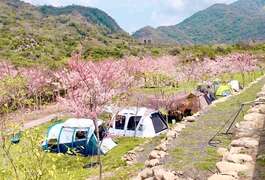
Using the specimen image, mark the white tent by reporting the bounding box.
[229,80,240,92]
[109,107,168,138]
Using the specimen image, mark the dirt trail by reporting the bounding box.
[1,103,68,130]
[162,77,265,179]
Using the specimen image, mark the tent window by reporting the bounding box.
[115,115,126,130]
[151,112,168,133]
[75,131,88,140]
[127,116,141,131]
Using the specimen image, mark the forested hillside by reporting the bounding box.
[133,0,265,44]
[0,0,134,68]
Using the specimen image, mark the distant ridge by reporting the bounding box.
[133,0,265,44]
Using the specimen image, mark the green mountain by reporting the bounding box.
[39,5,122,33]
[133,0,265,44]
[0,0,132,68]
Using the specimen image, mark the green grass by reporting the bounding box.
[135,71,263,95]
[257,154,265,167]
[194,147,221,171]
[0,119,146,180]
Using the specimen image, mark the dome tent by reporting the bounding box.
[216,84,233,97]
[109,107,168,137]
[42,118,117,156]
[229,80,241,92]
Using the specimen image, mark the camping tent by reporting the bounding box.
[229,80,241,92]
[216,84,232,97]
[42,118,117,156]
[167,91,212,122]
[109,107,168,138]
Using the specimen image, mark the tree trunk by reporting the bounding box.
[93,119,102,180]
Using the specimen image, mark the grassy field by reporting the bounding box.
[0,119,146,180]
[0,71,263,180]
[135,71,263,96]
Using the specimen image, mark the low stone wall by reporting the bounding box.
[132,114,201,180]
[208,84,265,180]
[132,123,187,180]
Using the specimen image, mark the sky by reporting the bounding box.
[22,0,237,33]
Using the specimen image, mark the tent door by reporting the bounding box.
[113,115,127,136]
[125,116,142,137]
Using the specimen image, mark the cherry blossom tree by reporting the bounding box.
[19,67,53,109]
[230,53,257,87]
[57,53,133,179]
[0,61,18,80]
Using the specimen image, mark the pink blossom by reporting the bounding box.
[57,54,134,119]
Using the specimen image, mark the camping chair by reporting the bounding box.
[11,131,22,144]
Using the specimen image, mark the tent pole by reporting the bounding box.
[57,127,64,153]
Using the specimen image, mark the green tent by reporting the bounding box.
[216,84,232,97]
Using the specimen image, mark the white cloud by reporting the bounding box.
[166,0,185,10]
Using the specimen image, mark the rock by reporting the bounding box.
[149,150,161,160]
[145,159,160,167]
[160,139,170,146]
[158,151,167,159]
[226,154,253,164]
[153,167,166,179]
[149,150,167,160]
[217,148,228,157]
[244,112,265,121]
[163,171,176,180]
[255,97,265,103]
[229,147,244,154]
[126,160,135,166]
[238,120,264,130]
[208,174,236,180]
[184,116,196,122]
[123,151,137,161]
[152,167,176,180]
[167,131,178,139]
[235,128,260,139]
[127,151,136,156]
[145,177,155,180]
[248,104,265,114]
[139,168,154,179]
[231,137,259,148]
[216,162,248,174]
[174,171,184,176]
[155,144,167,152]
[257,91,265,98]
